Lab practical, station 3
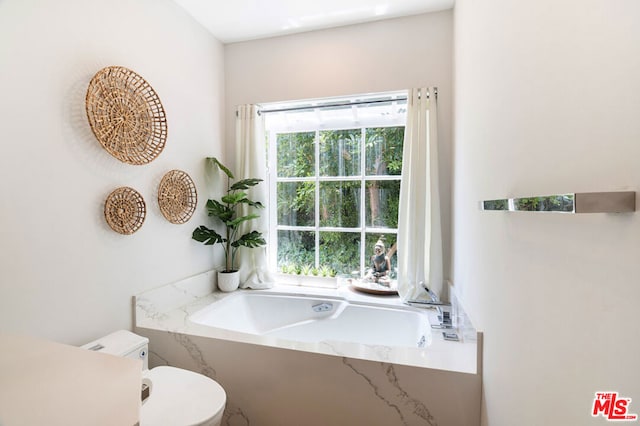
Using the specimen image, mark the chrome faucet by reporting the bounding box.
[405,286,451,313]
[404,286,455,331]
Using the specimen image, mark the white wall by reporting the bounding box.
[453,0,640,424]
[224,11,454,276]
[0,0,225,345]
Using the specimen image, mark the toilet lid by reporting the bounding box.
[141,366,226,426]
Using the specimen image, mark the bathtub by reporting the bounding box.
[188,292,430,348]
[134,271,482,426]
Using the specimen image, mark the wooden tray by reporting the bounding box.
[350,280,398,295]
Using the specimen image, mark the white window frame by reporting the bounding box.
[263,92,407,284]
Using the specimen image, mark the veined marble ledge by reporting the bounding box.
[134,270,481,375]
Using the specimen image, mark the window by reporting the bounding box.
[264,92,407,283]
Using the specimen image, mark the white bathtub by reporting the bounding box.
[136,275,481,426]
[189,292,430,348]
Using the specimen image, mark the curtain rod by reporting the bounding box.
[248,88,437,116]
[259,97,406,115]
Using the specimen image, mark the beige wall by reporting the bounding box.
[453,0,640,424]
[0,0,225,345]
[224,10,454,277]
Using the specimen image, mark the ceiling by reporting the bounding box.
[173,0,454,43]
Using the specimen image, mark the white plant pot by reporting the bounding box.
[217,270,240,292]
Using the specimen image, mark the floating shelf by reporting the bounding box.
[481,191,636,213]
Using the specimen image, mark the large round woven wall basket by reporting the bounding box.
[104,186,146,235]
[86,66,167,165]
[158,170,197,224]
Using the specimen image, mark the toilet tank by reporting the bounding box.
[81,330,149,370]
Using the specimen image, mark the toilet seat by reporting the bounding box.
[141,366,226,426]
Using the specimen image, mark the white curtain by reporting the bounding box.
[396,88,444,302]
[235,105,274,289]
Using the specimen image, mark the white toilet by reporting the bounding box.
[82,330,226,426]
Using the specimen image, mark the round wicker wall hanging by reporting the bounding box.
[86,66,167,165]
[104,187,146,235]
[158,170,197,224]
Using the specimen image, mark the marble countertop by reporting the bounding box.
[0,333,141,426]
[135,271,480,374]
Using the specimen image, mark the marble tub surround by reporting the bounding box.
[134,271,482,426]
[134,270,480,373]
[140,328,481,426]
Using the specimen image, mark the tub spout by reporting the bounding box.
[405,299,450,307]
[404,285,451,314]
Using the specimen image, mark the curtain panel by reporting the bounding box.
[397,88,444,302]
[235,105,274,289]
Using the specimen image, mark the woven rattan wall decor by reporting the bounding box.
[86,66,167,165]
[104,187,146,234]
[158,170,197,224]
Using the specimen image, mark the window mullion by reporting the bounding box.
[363,175,401,181]
[268,130,278,271]
[360,127,367,277]
[314,129,320,269]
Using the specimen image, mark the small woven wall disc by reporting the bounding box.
[86,66,167,165]
[158,170,197,224]
[104,187,146,234]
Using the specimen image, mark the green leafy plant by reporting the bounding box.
[319,265,336,278]
[300,264,313,276]
[192,157,266,272]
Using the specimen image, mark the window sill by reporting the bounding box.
[272,272,338,289]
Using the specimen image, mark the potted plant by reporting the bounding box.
[192,157,266,291]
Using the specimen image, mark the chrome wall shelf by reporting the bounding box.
[481,191,636,213]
